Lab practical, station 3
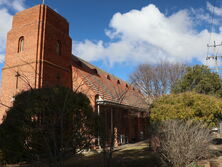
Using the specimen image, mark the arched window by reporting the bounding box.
[56,40,62,56]
[18,36,24,53]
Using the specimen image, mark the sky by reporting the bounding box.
[0,0,222,81]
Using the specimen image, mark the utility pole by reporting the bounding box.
[206,41,222,73]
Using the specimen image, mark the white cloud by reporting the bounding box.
[0,54,4,63]
[0,8,13,61]
[73,40,105,62]
[0,0,25,12]
[11,0,25,11]
[190,8,220,25]
[0,0,25,62]
[207,1,222,16]
[73,3,222,66]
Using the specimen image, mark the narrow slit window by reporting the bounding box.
[18,36,24,53]
[56,73,61,84]
[56,41,62,56]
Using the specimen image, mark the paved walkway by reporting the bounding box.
[199,134,222,167]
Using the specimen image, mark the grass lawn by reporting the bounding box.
[64,141,162,167]
[6,140,162,167]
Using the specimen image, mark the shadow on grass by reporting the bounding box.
[64,147,162,167]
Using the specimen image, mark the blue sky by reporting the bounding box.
[0,0,222,81]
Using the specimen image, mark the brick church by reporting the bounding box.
[0,4,148,145]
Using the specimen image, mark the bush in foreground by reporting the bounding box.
[157,120,212,167]
[0,86,96,166]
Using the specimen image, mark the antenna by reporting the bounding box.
[206,41,222,73]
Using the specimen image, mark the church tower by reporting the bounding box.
[0,5,72,118]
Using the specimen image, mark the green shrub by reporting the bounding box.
[150,92,222,126]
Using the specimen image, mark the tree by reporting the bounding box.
[0,86,96,166]
[130,61,186,104]
[172,65,222,97]
[156,120,212,167]
[150,92,222,126]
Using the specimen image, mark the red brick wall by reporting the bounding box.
[0,5,148,145]
[1,5,43,120]
[42,6,72,88]
[0,4,73,120]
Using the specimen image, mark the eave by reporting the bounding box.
[96,100,148,112]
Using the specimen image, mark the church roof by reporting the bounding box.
[71,55,148,111]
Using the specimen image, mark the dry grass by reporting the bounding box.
[6,140,161,167]
[64,140,162,167]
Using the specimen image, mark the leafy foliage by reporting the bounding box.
[172,65,222,97]
[150,92,222,126]
[0,86,96,165]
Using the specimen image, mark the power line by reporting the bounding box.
[205,0,222,75]
[208,0,216,44]
[206,41,222,73]
[206,0,216,68]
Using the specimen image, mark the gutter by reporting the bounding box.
[96,100,148,112]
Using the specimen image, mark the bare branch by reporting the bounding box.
[155,120,212,167]
[130,61,187,104]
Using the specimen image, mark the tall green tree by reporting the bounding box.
[150,92,222,126]
[172,65,222,97]
[0,86,96,166]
